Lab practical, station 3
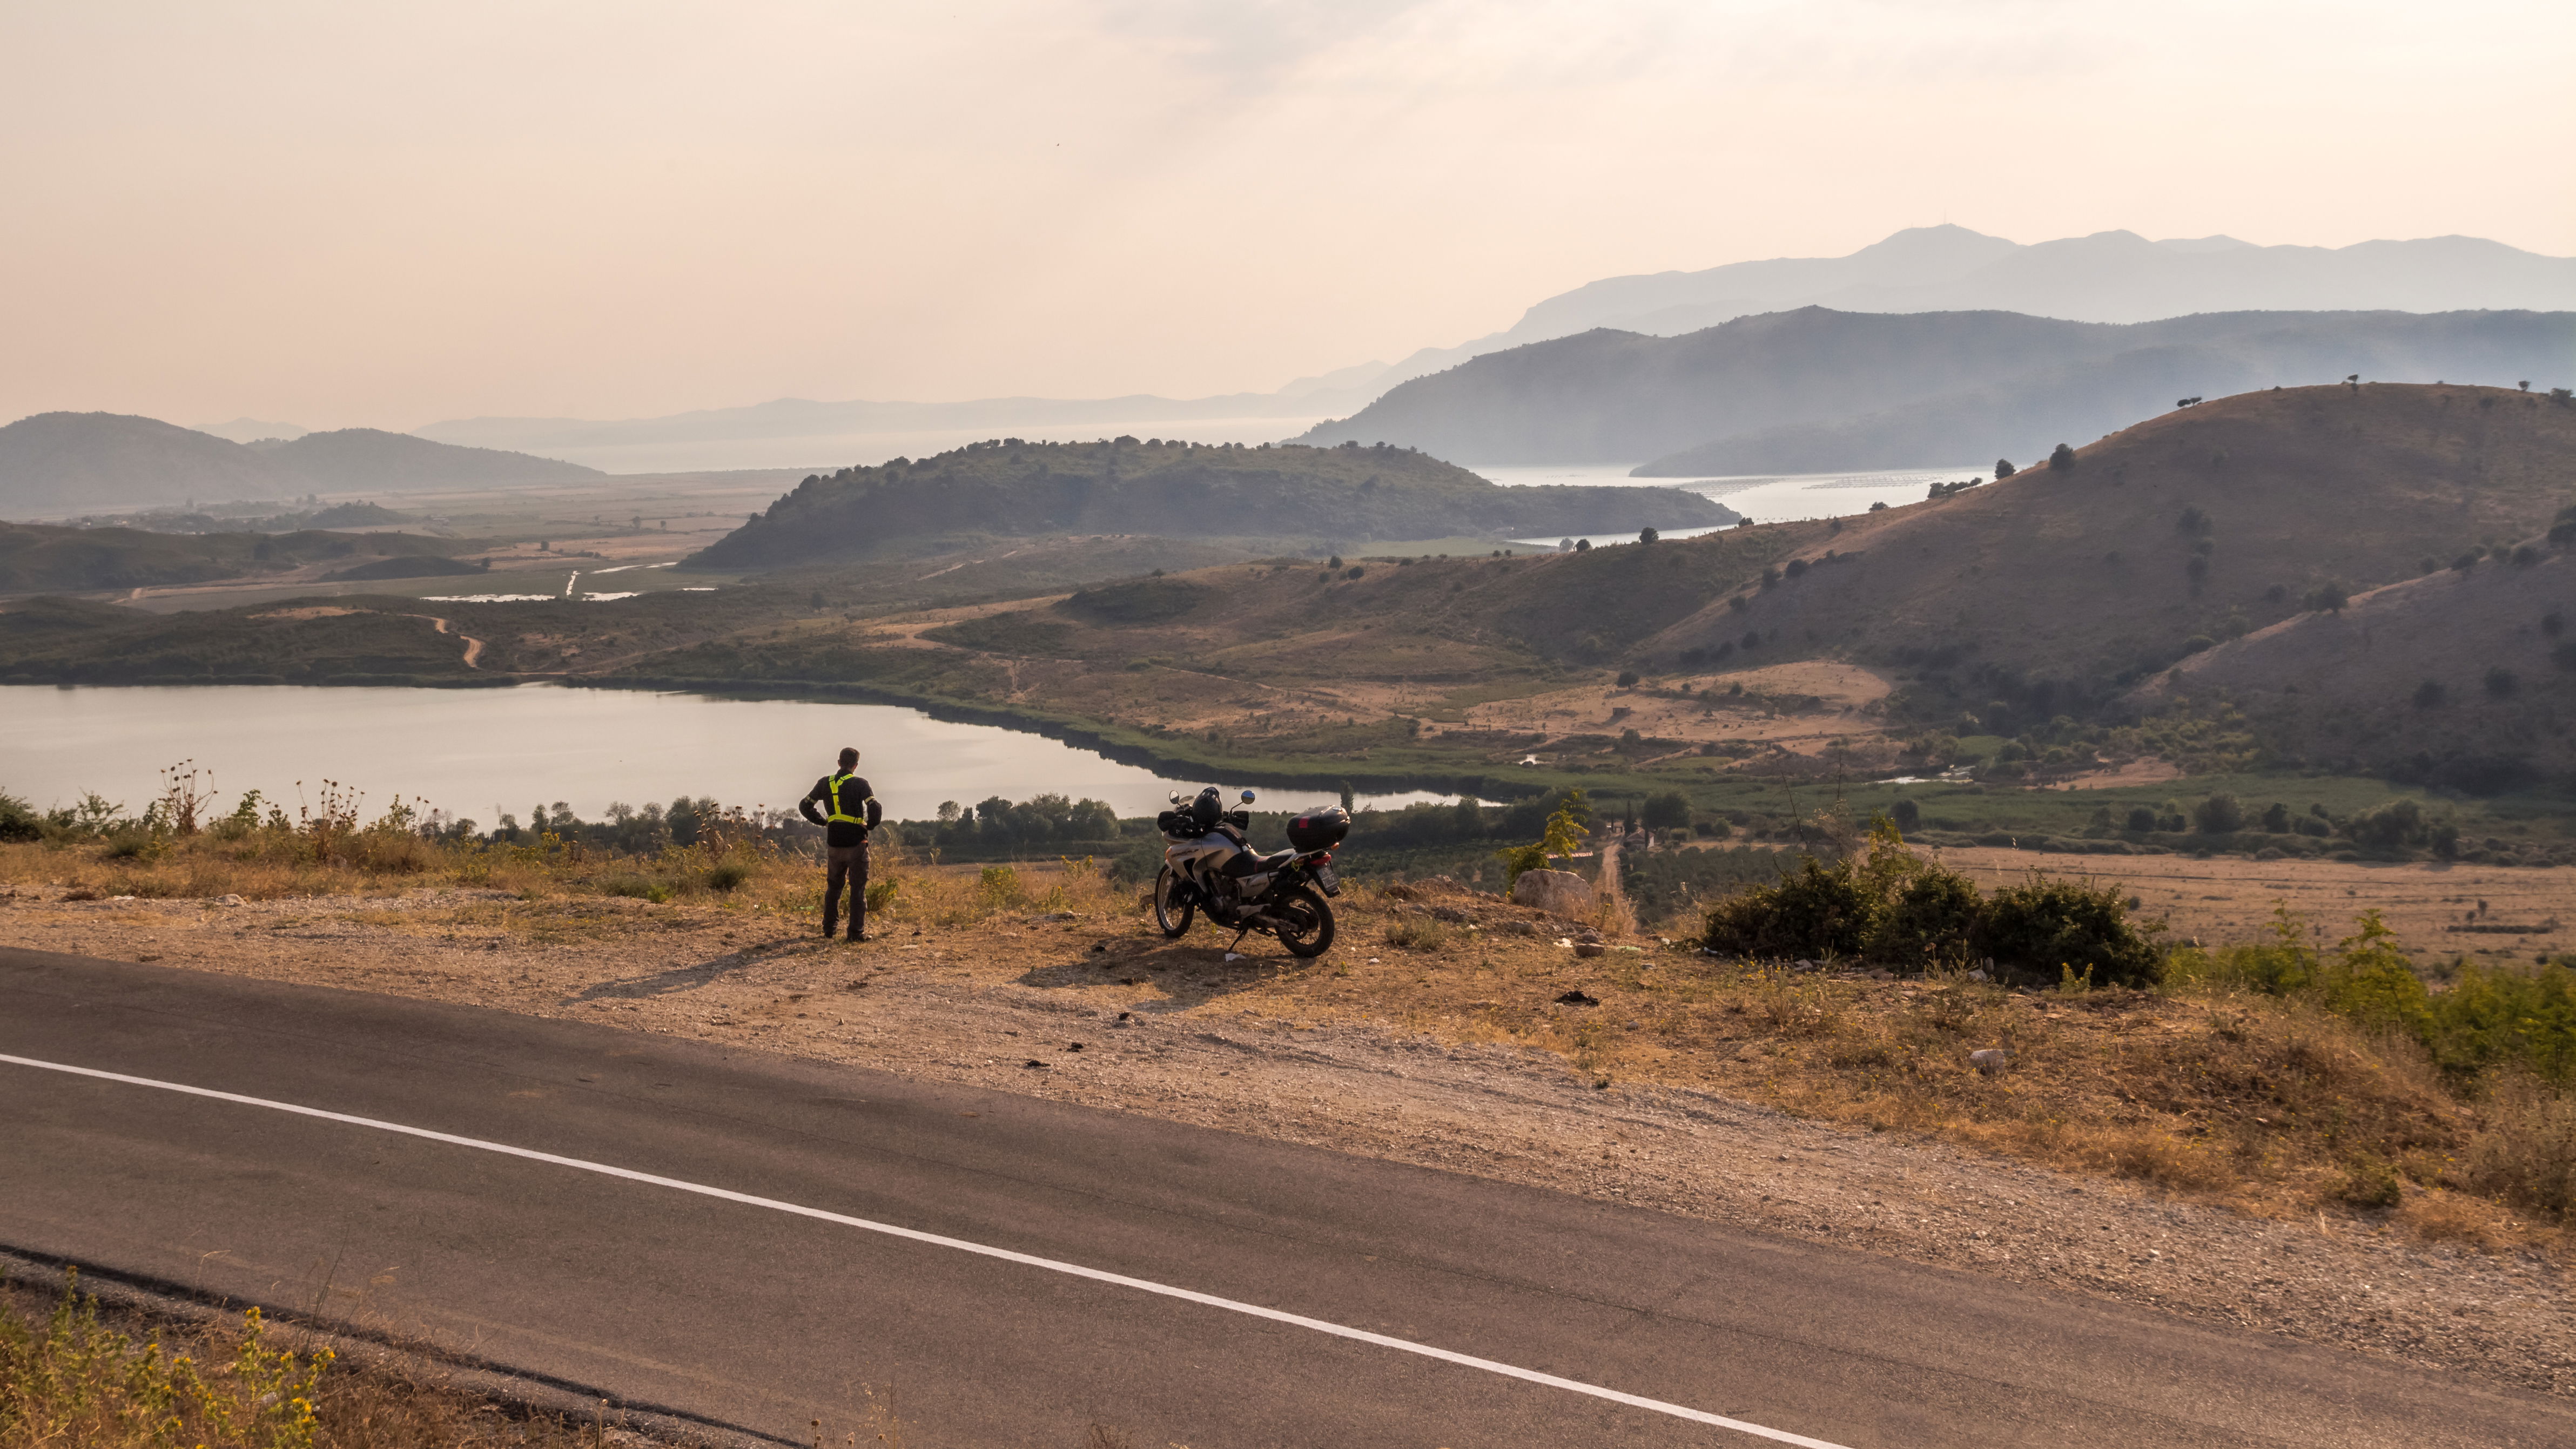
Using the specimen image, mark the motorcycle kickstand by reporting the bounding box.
[1226,926,1254,953]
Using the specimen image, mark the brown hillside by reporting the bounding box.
[1639,383,2576,692]
[2139,542,2576,785]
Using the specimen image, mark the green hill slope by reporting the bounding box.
[1636,382,2576,717]
[2140,518,2576,786]
[689,437,1735,570]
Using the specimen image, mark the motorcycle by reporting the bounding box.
[1151,787,1346,958]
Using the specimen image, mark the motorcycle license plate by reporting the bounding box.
[1313,865,1339,895]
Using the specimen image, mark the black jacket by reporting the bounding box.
[799,773,882,847]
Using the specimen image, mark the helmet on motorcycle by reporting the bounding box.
[1191,786,1223,828]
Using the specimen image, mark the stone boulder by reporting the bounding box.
[1509,868,1595,919]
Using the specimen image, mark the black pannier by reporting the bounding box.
[1285,806,1350,853]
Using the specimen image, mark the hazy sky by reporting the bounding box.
[4,1,2570,430]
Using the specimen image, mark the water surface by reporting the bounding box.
[0,684,1450,825]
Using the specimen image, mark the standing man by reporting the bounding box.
[798,746,883,940]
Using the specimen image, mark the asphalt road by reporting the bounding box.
[3,947,2569,1449]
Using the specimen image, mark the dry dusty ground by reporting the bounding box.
[1936,846,2576,965]
[3,872,2570,1403]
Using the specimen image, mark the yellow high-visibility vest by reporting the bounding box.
[826,772,875,825]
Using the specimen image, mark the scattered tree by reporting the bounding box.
[2485,666,2519,699]
[2047,442,2077,470]
[1638,527,1659,544]
[2414,679,2447,708]
[1993,458,2016,480]
[2303,582,2349,612]
[1615,670,1640,688]
[2192,793,2244,834]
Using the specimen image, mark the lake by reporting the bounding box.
[1474,462,1982,543]
[0,684,1458,826]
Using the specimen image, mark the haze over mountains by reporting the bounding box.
[0,413,600,514]
[10,225,2571,501]
[405,226,2576,475]
[1300,307,2576,469]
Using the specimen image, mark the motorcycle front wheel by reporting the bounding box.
[1272,885,1335,959]
[1152,866,1195,938]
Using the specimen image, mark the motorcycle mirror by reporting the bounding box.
[1168,792,1183,805]
[1240,789,1257,804]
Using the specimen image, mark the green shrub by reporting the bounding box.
[0,789,41,842]
[1702,855,1875,960]
[975,864,1026,908]
[707,860,754,892]
[1872,866,1983,972]
[1977,874,2163,987]
[1694,824,2122,978]
[2191,793,2243,834]
[600,873,672,903]
[2423,961,2576,1082]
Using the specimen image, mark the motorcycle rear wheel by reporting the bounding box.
[1152,866,1195,938]
[1273,885,1335,959]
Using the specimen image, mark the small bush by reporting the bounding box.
[600,873,672,903]
[1978,874,2163,987]
[707,860,754,892]
[2413,679,2446,708]
[2484,666,2519,698]
[975,864,1027,909]
[0,790,39,843]
[1384,916,1450,951]
[2462,1074,2576,1218]
[2337,1155,2404,1209]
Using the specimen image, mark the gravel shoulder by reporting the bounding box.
[4,881,2570,1401]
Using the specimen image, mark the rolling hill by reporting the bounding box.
[0,413,602,514]
[2138,514,2576,787]
[0,520,487,595]
[689,436,1737,570]
[1295,308,2576,467]
[1626,383,2576,710]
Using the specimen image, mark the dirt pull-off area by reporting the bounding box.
[3,878,2568,1401]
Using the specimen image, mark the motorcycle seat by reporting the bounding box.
[1220,847,1296,878]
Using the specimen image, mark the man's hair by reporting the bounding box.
[838,746,859,768]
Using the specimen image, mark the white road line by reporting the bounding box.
[2,1051,1851,1448]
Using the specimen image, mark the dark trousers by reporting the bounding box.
[824,843,870,938]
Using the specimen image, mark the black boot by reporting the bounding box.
[846,906,866,943]
[822,897,839,938]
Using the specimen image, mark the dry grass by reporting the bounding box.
[1193,876,2566,1245]
[11,821,2568,1251]
[0,1272,669,1449]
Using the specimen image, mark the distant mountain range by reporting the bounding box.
[1292,307,2576,469]
[1335,226,2576,399]
[394,226,2576,475]
[0,413,601,514]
